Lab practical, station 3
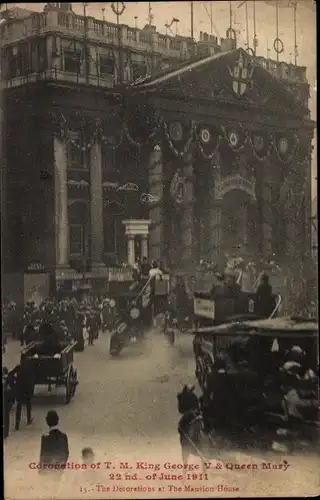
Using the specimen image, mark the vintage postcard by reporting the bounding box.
[1,1,318,499]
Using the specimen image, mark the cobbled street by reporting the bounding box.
[4,329,319,499]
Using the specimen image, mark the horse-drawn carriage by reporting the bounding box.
[109,277,155,356]
[20,326,78,404]
[192,316,319,442]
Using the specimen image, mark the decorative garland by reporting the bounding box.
[123,116,163,148]
[246,131,273,162]
[53,111,304,166]
[196,125,222,160]
[163,120,195,157]
[100,129,124,150]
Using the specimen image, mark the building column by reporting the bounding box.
[261,173,273,258]
[208,204,222,262]
[141,235,148,259]
[54,135,69,268]
[90,141,105,267]
[181,152,194,268]
[127,235,135,266]
[149,143,163,263]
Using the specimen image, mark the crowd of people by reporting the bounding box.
[2,295,121,439]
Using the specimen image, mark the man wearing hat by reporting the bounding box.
[39,410,69,472]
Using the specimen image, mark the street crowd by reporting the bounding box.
[2,294,119,440]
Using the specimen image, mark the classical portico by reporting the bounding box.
[127,47,314,272]
[122,220,151,266]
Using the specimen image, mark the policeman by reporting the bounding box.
[39,411,69,472]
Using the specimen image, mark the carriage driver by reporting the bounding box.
[37,323,62,356]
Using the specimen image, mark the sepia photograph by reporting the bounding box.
[1,1,318,498]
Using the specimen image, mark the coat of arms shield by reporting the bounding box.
[229,53,254,96]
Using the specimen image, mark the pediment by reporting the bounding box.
[134,48,308,118]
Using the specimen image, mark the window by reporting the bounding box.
[69,202,89,260]
[8,53,23,79]
[70,224,84,256]
[64,50,81,73]
[99,55,114,77]
[101,144,115,172]
[67,133,86,169]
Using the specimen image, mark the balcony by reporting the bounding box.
[0,9,187,59]
[0,67,115,91]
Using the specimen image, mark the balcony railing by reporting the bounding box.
[0,9,308,86]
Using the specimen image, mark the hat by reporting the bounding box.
[281,361,302,374]
[291,345,305,355]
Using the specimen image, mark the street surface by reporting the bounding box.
[4,329,319,499]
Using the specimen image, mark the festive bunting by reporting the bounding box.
[222,124,247,151]
[246,131,273,161]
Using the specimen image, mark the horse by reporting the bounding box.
[177,385,212,469]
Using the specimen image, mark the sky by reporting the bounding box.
[3,1,317,195]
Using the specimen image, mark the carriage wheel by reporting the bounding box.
[65,365,74,404]
[70,368,78,399]
[196,357,205,390]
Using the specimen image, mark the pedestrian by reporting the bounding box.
[24,323,36,345]
[256,274,273,317]
[141,257,151,278]
[39,410,69,470]
[3,367,15,439]
[87,312,95,345]
[149,261,163,278]
[13,363,34,430]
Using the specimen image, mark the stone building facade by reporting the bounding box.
[0,3,314,300]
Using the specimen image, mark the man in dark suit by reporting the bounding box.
[13,364,34,430]
[39,411,69,471]
[256,274,273,317]
[3,367,15,439]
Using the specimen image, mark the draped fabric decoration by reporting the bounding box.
[124,103,163,148]
[163,120,195,157]
[67,113,99,151]
[246,131,272,161]
[274,133,299,164]
[169,168,186,205]
[222,123,247,152]
[196,124,222,160]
